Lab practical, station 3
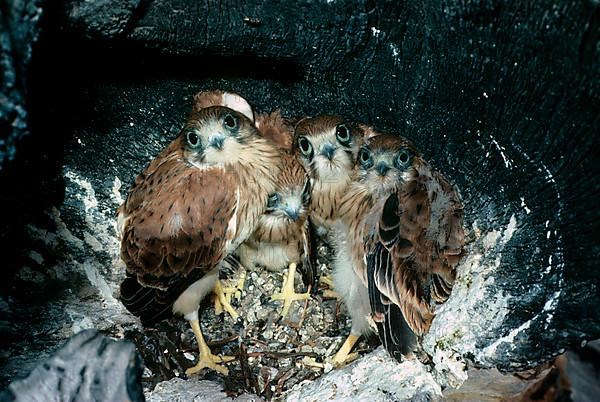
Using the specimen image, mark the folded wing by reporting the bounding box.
[367,165,464,359]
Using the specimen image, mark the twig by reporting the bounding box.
[297,296,309,329]
[206,334,239,348]
[275,368,296,395]
[247,350,317,359]
[239,342,260,395]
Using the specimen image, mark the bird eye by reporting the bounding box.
[186,130,201,147]
[359,147,373,168]
[267,194,279,209]
[395,149,411,168]
[297,136,313,157]
[335,124,350,144]
[223,113,237,129]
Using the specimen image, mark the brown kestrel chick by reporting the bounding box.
[294,116,364,236]
[118,91,281,376]
[238,111,317,317]
[330,132,464,365]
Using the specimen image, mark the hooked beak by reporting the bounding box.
[283,207,300,221]
[320,143,336,161]
[376,163,390,177]
[208,135,226,150]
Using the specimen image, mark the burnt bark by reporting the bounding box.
[1,0,598,381]
[0,330,144,402]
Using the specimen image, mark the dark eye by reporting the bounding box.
[297,136,313,157]
[395,149,411,168]
[335,124,350,144]
[223,113,237,129]
[186,130,201,147]
[359,147,373,168]
[267,194,279,209]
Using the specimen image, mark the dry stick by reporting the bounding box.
[275,368,297,395]
[297,296,310,329]
[247,350,318,359]
[239,343,260,395]
[206,334,239,348]
[260,367,273,400]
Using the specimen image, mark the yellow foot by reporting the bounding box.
[302,356,325,369]
[212,280,240,320]
[320,275,339,299]
[186,318,234,376]
[328,334,360,367]
[271,262,310,318]
[222,270,246,304]
[186,352,235,376]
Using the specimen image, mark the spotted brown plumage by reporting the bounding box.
[368,154,464,360]
[330,132,464,364]
[117,91,281,375]
[240,110,317,317]
[293,115,365,236]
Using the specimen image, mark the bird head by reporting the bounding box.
[356,133,420,197]
[265,173,311,223]
[294,116,362,183]
[182,105,259,165]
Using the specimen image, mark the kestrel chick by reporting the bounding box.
[238,111,317,317]
[330,133,464,365]
[118,91,281,376]
[294,116,364,236]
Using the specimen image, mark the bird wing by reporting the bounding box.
[119,143,239,324]
[256,111,295,150]
[366,169,464,357]
[300,216,319,293]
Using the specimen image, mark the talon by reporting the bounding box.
[212,280,239,320]
[320,275,335,287]
[186,318,232,376]
[329,334,360,367]
[320,275,339,299]
[302,356,324,369]
[271,263,310,317]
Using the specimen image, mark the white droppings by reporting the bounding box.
[112,176,124,205]
[502,215,518,245]
[423,215,520,386]
[482,319,532,357]
[520,197,531,214]
[390,43,399,60]
[543,255,553,275]
[489,135,513,168]
[542,290,561,327]
[65,171,98,218]
[284,348,442,400]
